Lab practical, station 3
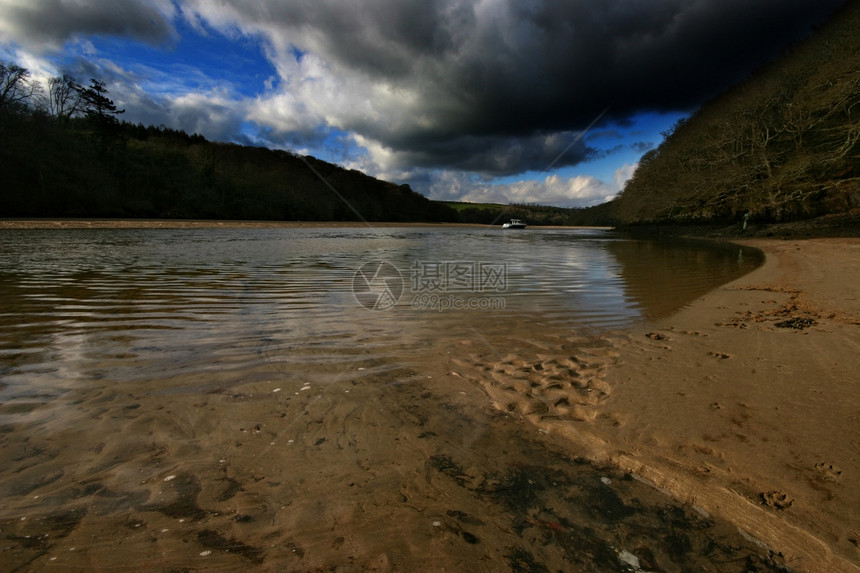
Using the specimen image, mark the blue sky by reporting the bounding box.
[82,18,276,99]
[0,0,844,208]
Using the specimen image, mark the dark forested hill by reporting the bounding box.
[0,109,457,223]
[0,59,620,226]
[613,1,860,227]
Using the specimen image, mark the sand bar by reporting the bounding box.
[545,238,859,571]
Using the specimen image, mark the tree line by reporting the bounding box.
[447,201,618,226]
[0,61,458,222]
[1,63,124,125]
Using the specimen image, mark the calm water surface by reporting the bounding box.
[0,226,772,571]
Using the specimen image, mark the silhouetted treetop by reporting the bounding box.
[76,78,124,125]
[0,60,41,112]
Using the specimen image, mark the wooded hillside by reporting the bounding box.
[0,69,457,223]
[614,1,860,226]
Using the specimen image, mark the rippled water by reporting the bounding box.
[0,226,772,571]
[0,227,762,407]
[0,227,760,391]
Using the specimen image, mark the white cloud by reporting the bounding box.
[427,171,616,208]
[69,61,251,143]
[168,91,245,138]
[612,163,638,195]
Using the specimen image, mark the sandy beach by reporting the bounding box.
[450,237,860,572]
[600,238,860,572]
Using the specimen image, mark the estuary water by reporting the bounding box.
[0,227,759,388]
[0,226,777,571]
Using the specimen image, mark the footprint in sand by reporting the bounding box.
[814,462,843,482]
[450,349,612,423]
[645,332,669,341]
[760,490,794,510]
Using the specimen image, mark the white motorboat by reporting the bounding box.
[502,218,526,229]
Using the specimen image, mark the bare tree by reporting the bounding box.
[48,74,81,120]
[0,60,41,111]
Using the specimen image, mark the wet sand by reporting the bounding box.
[0,339,783,571]
[602,238,860,572]
[450,238,860,572]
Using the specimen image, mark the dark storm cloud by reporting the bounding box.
[1,0,848,177]
[376,130,597,175]
[0,0,174,52]
[417,0,843,131]
[225,0,846,173]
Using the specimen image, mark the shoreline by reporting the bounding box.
[444,237,859,571]
[0,218,485,229]
[3,211,856,236]
[0,218,616,231]
[563,238,860,571]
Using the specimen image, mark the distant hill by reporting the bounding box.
[0,110,458,223]
[442,200,619,227]
[613,1,860,227]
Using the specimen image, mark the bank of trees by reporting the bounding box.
[0,62,457,222]
[448,201,618,226]
[614,2,860,225]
